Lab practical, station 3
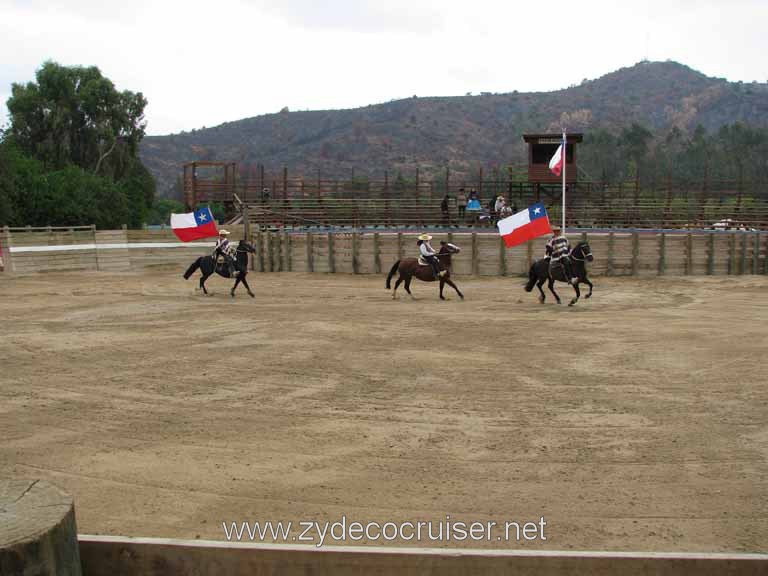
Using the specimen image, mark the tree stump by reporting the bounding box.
[0,479,82,576]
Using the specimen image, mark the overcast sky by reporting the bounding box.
[1,0,766,136]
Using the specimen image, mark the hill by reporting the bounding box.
[139,61,768,197]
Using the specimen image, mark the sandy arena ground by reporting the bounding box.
[1,268,767,553]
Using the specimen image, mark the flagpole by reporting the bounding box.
[562,130,566,232]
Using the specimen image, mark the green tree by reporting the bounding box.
[7,61,147,179]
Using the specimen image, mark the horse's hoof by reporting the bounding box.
[230,291,235,298]
[248,292,255,298]
[585,294,592,299]
[569,302,576,307]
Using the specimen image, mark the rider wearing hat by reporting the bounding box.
[546,227,576,284]
[214,229,237,276]
[417,233,445,278]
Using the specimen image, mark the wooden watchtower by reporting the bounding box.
[183,161,237,209]
[523,133,583,184]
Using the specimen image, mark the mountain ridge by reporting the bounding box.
[139,61,768,197]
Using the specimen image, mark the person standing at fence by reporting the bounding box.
[457,188,467,220]
[441,194,450,227]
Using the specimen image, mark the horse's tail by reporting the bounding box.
[184,257,202,280]
[385,260,401,289]
[524,261,537,292]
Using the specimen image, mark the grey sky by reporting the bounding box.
[1,0,766,135]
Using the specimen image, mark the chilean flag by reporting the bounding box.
[497,203,552,248]
[170,207,218,242]
[549,141,564,177]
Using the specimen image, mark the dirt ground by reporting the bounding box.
[1,268,766,553]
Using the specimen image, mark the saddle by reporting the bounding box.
[417,256,429,267]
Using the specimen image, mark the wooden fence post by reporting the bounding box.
[2,225,12,272]
[91,224,99,271]
[607,232,615,276]
[397,232,404,260]
[352,232,360,274]
[328,232,335,273]
[285,231,292,271]
[306,232,314,272]
[267,231,274,272]
[707,234,715,275]
[275,231,283,272]
[526,240,533,271]
[753,232,760,275]
[658,232,666,275]
[764,233,768,275]
[728,233,736,275]
[373,233,381,274]
[631,232,639,276]
[686,232,693,275]
[499,236,507,276]
[472,232,479,275]
[740,233,747,275]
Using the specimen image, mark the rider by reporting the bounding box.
[546,227,576,284]
[417,233,445,278]
[213,229,237,277]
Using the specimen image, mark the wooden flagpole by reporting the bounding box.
[562,130,566,232]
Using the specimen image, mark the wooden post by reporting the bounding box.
[526,240,533,271]
[472,232,479,276]
[753,232,760,275]
[397,232,404,260]
[2,225,11,272]
[728,233,736,275]
[243,205,253,270]
[686,232,693,275]
[373,233,381,274]
[740,233,747,275]
[707,234,715,275]
[607,232,615,276]
[764,233,768,275]
[631,232,639,276]
[91,224,99,271]
[352,232,360,274]
[499,236,507,276]
[328,232,335,273]
[658,232,666,275]
[306,232,314,272]
[283,230,291,271]
[267,231,275,272]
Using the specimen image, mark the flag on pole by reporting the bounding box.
[497,202,552,248]
[171,207,218,242]
[548,142,564,177]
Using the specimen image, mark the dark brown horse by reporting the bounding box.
[386,241,464,300]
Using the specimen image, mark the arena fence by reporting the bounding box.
[2,226,766,277]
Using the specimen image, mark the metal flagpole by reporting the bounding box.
[561,130,566,232]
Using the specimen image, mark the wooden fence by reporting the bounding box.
[2,226,766,277]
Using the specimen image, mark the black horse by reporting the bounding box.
[183,239,257,298]
[525,241,594,306]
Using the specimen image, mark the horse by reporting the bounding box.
[386,241,464,300]
[183,239,257,298]
[525,241,594,306]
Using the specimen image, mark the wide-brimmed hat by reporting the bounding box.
[219,229,230,235]
[418,233,432,241]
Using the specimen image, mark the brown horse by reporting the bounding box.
[386,241,464,300]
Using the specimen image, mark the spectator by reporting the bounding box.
[494,195,506,214]
[457,188,467,220]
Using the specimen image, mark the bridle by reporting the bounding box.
[569,243,592,262]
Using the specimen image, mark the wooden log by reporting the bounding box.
[397,233,404,260]
[328,232,335,273]
[631,232,639,276]
[306,232,314,272]
[686,232,693,275]
[728,233,736,275]
[373,233,381,274]
[472,232,479,276]
[285,231,292,272]
[499,236,507,276]
[0,478,82,576]
[707,234,715,275]
[352,232,360,274]
[658,233,666,275]
[740,233,747,275]
[607,232,615,276]
[257,230,264,272]
[753,232,760,275]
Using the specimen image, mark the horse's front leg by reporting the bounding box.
[583,277,594,299]
[548,278,561,304]
[230,276,241,298]
[444,278,464,300]
[537,278,546,303]
[439,278,446,300]
[569,282,581,306]
[200,275,209,296]
[240,274,255,298]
